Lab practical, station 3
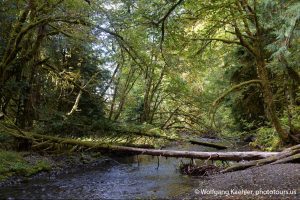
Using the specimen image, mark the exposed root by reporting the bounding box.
[180,162,222,176]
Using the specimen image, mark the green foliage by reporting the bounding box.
[223,47,267,131]
[291,106,300,128]
[90,118,114,132]
[0,151,51,180]
[0,125,16,150]
[250,127,281,151]
[0,0,299,145]
[0,130,12,144]
[112,122,178,138]
[36,115,112,137]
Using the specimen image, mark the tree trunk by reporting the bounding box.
[109,76,120,120]
[107,146,277,161]
[141,76,152,123]
[256,58,290,142]
[222,144,300,172]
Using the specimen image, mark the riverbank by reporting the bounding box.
[0,150,110,188]
[180,163,300,200]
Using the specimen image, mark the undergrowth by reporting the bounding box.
[0,150,51,181]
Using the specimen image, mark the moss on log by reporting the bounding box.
[1,124,274,161]
[113,128,228,149]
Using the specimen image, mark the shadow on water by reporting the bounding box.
[0,139,225,199]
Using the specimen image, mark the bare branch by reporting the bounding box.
[66,70,101,116]
[156,0,185,51]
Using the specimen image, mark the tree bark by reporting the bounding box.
[231,1,290,143]
[222,145,300,173]
[106,146,277,161]
[255,57,290,142]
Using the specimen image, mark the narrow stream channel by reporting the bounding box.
[0,139,225,199]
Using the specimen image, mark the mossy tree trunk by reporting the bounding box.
[231,0,291,143]
[255,53,289,142]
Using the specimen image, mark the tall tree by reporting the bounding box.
[178,0,299,142]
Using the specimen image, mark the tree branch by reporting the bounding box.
[210,79,263,127]
[66,70,101,116]
[156,0,185,51]
[193,38,241,45]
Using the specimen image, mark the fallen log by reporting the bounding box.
[30,135,277,161]
[1,124,276,161]
[271,153,300,164]
[26,133,272,161]
[222,145,300,173]
[106,146,278,161]
[113,128,228,149]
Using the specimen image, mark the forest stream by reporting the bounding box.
[0,138,223,199]
[1,0,300,199]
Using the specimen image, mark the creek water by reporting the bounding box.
[0,139,225,199]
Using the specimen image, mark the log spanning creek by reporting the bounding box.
[0,139,232,199]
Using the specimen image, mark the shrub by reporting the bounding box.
[0,150,51,180]
[250,126,281,151]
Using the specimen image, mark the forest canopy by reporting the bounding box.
[0,0,299,148]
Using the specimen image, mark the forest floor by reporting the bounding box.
[180,163,300,200]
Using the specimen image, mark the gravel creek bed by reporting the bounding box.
[178,163,300,200]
